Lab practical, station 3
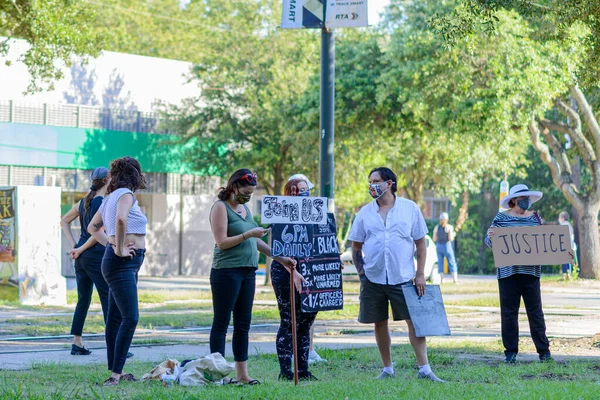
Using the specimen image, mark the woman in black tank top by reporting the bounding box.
[60,167,111,356]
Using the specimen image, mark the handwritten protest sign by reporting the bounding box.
[402,284,451,337]
[261,196,327,225]
[299,257,343,312]
[271,224,314,258]
[491,225,572,268]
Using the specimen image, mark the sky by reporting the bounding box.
[369,0,391,25]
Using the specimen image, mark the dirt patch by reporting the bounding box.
[521,372,576,381]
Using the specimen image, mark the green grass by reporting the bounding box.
[0,284,18,303]
[0,344,598,400]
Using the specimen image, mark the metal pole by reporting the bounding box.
[319,28,335,201]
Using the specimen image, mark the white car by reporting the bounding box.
[340,235,440,282]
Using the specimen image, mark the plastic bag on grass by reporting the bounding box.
[178,353,235,386]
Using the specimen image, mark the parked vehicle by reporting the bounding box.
[340,235,440,282]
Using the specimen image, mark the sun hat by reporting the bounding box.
[288,174,314,190]
[500,184,543,210]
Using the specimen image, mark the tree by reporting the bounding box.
[161,0,320,194]
[1,0,104,93]
[530,87,600,278]
[429,0,600,87]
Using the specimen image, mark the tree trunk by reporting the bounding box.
[576,205,600,279]
[455,191,469,232]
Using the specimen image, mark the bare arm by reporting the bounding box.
[88,210,108,246]
[351,241,365,277]
[448,225,456,242]
[257,240,294,271]
[432,225,438,243]
[414,237,427,296]
[60,202,80,248]
[115,194,134,255]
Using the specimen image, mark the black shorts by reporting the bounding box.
[358,277,411,324]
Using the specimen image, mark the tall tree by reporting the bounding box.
[1,0,104,93]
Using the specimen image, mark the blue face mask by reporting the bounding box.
[298,190,311,197]
[517,198,531,210]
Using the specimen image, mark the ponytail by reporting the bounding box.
[83,178,107,215]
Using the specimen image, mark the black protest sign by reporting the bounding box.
[271,223,314,258]
[492,225,573,267]
[299,257,343,312]
[313,213,340,258]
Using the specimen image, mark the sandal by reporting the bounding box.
[103,377,119,386]
[246,379,261,385]
[120,373,137,382]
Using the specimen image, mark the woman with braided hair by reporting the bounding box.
[60,167,110,356]
[88,157,148,386]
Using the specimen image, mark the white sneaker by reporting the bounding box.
[377,370,395,379]
[308,350,327,364]
[417,371,446,383]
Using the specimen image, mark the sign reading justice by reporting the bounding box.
[492,225,573,268]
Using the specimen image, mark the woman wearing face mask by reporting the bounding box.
[485,184,555,363]
[272,177,318,381]
[210,168,296,385]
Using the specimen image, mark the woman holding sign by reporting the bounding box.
[486,184,558,363]
[210,169,296,385]
[270,178,319,382]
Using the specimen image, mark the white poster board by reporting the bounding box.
[325,0,368,28]
[16,186,66,305]
[261,195,328,225]
[402,284,451,337]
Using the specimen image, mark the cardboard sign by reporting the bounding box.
[402,284,451,337]
[271,213,340,258]
[261,195,327,225]
[312,213,340,257]
[491,225,573,268]
[0,188,15,263]
[299,256,343,312]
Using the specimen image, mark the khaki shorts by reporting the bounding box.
[358,277,411,324]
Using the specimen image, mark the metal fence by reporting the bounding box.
[0,100,169,134]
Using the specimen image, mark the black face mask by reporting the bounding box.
[517,198,531,210]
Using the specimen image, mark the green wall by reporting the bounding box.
[0,122,197,174]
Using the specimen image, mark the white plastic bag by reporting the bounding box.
[178,353,235,387]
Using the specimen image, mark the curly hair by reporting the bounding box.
[217,168,257,201]
[284,179,305,196]
[107,157,147,194]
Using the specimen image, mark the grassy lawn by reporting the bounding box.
[0,343,598,400]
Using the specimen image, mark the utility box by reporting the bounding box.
[0,186,66,305]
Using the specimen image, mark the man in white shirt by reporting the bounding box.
[348,167,444,382]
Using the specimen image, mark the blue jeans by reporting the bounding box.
[209,267,256,362]
[437,242,457,273]
[101,246,145,374]
[70,254,110,336]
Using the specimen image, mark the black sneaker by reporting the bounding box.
[278,371,294,381]
[126,352,134,358]
[71,344,91,355]
[539,353,553,362]
[504,353,517,363]
[299,371,319,381]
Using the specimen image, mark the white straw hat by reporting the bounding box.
[500,184,543,209]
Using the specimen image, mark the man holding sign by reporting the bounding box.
[349,167,444,382]
[486,184,574,363]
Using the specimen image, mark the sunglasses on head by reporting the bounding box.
[239,173,257,184]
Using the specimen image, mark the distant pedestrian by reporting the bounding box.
[60,167,110,356]
[349,167,445,382]
[558,211,577,280]
[209,168,296,385]
[433,212,458,283]
[88,157,148,385]
[485,184,568,363]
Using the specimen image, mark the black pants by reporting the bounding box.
[271,262,318,374]
[70,255,110,336]
[498,274,550,356]
[210,267,256,362]
[101,246,145,374]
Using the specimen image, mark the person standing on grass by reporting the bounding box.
[61,167,111,356]
[433,212,459,284]
[287,173,327,365]
[88,157,148,386]
[558,211,577,280]
[348,167,445,382]
[272,177,318,381]
[209,169,296,385]
[485,184,572,363]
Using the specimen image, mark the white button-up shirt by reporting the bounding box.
[348,196,428,285]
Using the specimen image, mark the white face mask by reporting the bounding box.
[369,181,390,200]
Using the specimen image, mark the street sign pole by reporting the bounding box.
[319,27,335,202]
